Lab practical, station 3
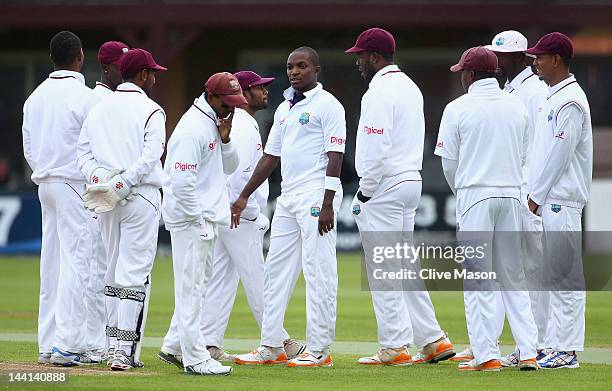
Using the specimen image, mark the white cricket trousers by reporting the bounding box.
[353,177,445,349]
[99,185,160,356]
[260,189,341,353]
[85,216,107,352]
[161,222,217,366]
[200,217,290,348]
[541,203,585,352]
[458,197,538,364]
[38,182,92,354]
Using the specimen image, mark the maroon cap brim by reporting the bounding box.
[151,64,168,72]
[449,63,463,72]
[251,77,275,87]
[219,93,247,107]
[525,46,548,55]
[345,46,366,54]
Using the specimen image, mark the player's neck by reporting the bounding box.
[548,70,571,88]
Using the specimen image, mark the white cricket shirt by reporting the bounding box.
[434,78,529,216]
[355,64,424,197]
[504,67,548,188]
[264,83,346,195]
[529,75,592,209]
[226,108,269,220]
[162,95,239,230]
[22,70,93,184]
[77,82,166,188]
[91,81,113,102]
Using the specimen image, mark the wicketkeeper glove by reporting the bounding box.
[83,174,136,213]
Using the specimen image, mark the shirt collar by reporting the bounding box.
[468,78,500,94]
[370,64,401,86]
[116,82,146,94]
[506,67,536,91]
[547,74,576,99]
[283,82,323,102]
[235,108,258,129]
[49,70,85,85]
[193,93,219,124]
[96,81,113,91]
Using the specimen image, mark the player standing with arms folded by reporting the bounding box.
[233,47,345,368]
[84,40,129,363]
[77,48,167,371]
[200,71,304,362]
[22,30,95,366]
[346,27,455,366]
[158,72,242,376]
[526,33,592,370]
[435,46,538,371]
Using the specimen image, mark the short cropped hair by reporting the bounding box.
[50,31,82,67]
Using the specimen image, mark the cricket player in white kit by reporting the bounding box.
[159,72,243,376]
[77,48,167,371]
[84,40,129,362]
[233,47,345,367]
[485,30,550,367]
[435,46,538,371]
[22,31,95,366]
[200,71,303,362]
[526,33,592,369]
[345,28,455,366]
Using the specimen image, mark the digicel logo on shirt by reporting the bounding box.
[330,136,345,145]
[209,139,218,150]
[364,125,384,135]
[436,141,444,148]
[174,162,198,171]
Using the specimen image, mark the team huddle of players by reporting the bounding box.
[22,26,591,375]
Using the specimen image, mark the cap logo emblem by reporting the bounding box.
[495,37,505,46]
[229,79,240,92]
[122,48,129,53]
[299,112,310,125]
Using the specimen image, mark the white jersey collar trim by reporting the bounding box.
[370,64,400,86]
[116,82,145,94]
[282,82,323,101]
[507,67,536,91]
[49,70,85,85]
[547,74,576,99]
[467,78,500,93]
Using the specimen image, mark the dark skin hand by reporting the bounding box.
[318,152,343,236]
[231,153,279,228]
[217,110,234,143]
[528,197,539,215]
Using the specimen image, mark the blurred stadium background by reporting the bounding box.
[0,0,611,254]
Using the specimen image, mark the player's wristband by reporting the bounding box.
[324,176,341,192]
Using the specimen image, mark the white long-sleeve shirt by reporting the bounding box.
[529,75,592,209]
[22,70,93,184]
[503,67,548,189]
[264,83,346,195]
[77,82,166,188]
[226,108,269,220]
[162,95,239,230]
[355,65,424,197]
[434,78,529,216]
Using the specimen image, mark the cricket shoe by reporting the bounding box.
[536,348,551,361]
[500,350,519,367]
[110,350,135,371]
[38,352,51,364]
[86,349,105,363]
[538,351,579,369]
[50,347,98,366]
[234,346,288,365]
[287,351,333,367]
[358,347,412,366]
[413,335,455,364]
[105,348,116,367]
[157,350,184,369]
[283,338,306,360]
[207,346,236,363]
[450,346,474,361]
[518,358,538,371]
[185,358,232,376]
[458,358,501,371]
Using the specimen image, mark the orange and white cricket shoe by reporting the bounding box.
[518,358,538,371]
[450,346,474,362]
[287,351,333,367]
[358,347,412,366]
[234,346,288,365]
[412,335,455,364]
[458,358,501,371]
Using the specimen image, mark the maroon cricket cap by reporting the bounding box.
[233,71,275,90]
[205,72,248,107]
[97,41,129,65]
[525,32,574,59]
[345,27,396,54]
[450,46,498,72]
[120,48,167,77]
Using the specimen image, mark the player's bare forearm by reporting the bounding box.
[318,152,343,235]
[239,153,279,200]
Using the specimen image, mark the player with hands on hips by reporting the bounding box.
[233,47,346,368]
[158,72,244,376]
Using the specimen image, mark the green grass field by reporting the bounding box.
[0,254,611,390]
